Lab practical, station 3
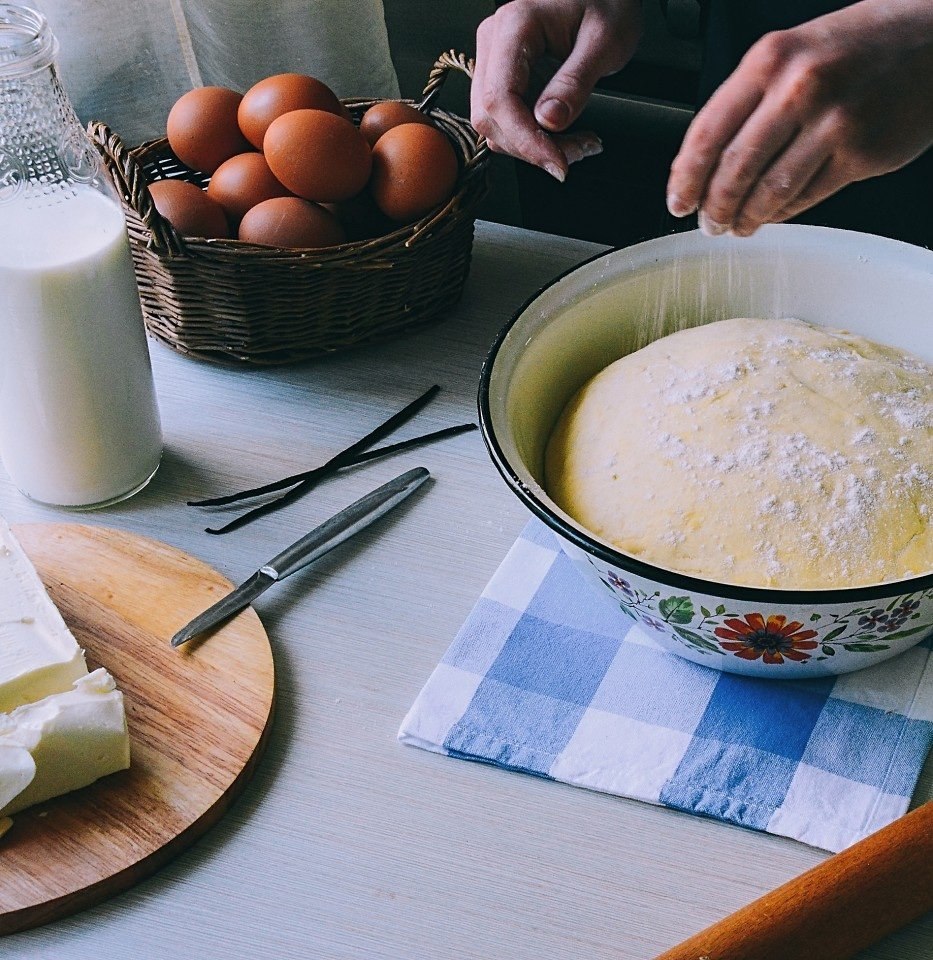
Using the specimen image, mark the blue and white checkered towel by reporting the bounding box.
[399,519,933,852]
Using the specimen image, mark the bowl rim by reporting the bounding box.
[477,232,933,604]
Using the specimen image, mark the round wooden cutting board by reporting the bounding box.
[0,523,276,935]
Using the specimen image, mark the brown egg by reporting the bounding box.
[148,179,230,238]
[166,86,252,174]
[238,196,347,248]
[263,109,371,203]
[359,101,434,147]
[238,73,343,149]
[207,152,293,227]
[369,123,459,222]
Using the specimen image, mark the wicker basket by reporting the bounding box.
[90,51,490,365]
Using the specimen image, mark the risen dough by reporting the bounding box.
[545,317,932,589]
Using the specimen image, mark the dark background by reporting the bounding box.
[382,0,704,249]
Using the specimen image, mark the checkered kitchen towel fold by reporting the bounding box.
[399,519,933,852]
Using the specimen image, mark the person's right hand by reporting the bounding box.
[471,0,643,181]
[666,0,933,236]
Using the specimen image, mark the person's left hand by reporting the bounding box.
[471,0,643,181]
[666,0,933,236]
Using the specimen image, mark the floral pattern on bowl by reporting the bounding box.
[478,225,933,679]
[560,543,933,678]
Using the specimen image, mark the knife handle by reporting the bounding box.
[653,800,933,960]
[266,467,429,580]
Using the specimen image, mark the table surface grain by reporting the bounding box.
[2,221,930,959]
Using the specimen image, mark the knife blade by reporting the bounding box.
[170,466,430,647]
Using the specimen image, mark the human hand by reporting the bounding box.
[471,0,643,181]
[666,0,933,236]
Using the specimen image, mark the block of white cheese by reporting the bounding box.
[0,668,130,816]
[0,517,131,824]
[0,517,88,712]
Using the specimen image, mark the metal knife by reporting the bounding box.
[171,466,430,647]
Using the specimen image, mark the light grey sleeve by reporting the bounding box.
[32,0,400,144]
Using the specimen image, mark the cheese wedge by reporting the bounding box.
[0,668,130,816]
[0,740,35,812]
[0,518,131,823]
[0,517,88,712]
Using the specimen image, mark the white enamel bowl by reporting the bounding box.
[478,225,933,678]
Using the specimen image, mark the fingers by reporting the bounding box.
[666,29,816,234]
[770,159,846,223]
[667,4,933,237]
[471,1,637,180]
[666,73,766,220]
[669,64,842,236]
[469,19,491,132]
[471,10,569,179]
[673,83,844,236]
[729,127,834,235]
[692,104,799,235]
[534,10,639,132]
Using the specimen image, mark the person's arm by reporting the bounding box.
[667,0,933,236]
[470,0,643,182]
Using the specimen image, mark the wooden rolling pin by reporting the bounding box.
[654,801,933,960]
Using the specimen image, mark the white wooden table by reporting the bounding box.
[3,221,931,959]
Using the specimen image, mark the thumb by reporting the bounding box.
[534,15,636,131]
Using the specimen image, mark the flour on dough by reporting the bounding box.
[545,317,932,589]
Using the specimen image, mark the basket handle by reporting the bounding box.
[417,50,489,175]
[88,120,186,257]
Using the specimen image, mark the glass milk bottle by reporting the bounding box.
[0,4,162,509]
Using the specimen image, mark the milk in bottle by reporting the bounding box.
[0,185,162,507]
[0,4,162,508]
